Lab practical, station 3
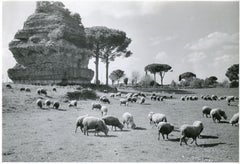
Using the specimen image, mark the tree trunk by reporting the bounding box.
[105,56,109,86]
[95,55,99,86]
[159,72,165,88]
[153,73,156,87]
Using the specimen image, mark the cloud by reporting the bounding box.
[65,1,164,19]
[155,51,167,61]
[187,52,207,63]
[185,32,238,51]
[149,35,177,46]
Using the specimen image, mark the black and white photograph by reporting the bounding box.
[1,0,239,162]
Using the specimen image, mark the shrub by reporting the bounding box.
[66,89,97,100]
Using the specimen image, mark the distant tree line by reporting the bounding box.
[108,64,238,89]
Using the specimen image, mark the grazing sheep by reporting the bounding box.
[218,96,226,100]
[202,106,212,118]
[25,88,31,92]
[210,108,227,123]
[192,121,204,138]
[102,115,124,131]
[103,90,108,93]
[45,99,52,107]
[20,87,25,91]
[126,93,134,97]
[120,98,128,106]
[82,116,109,136]
[53,88,57,92]
[181,96,185,101]
[140,93,146,97]
[151,96,157,101]
[53,101,60,109]
[69,100,77,107]
[92,103,102,110]
[226,96,235,106]
[101,106,108,116]
[37,88,47,95]
[211,95,218,101]
[180,121,204,146]
[122,112,136,129]
[110,93,115,97]
[148,112,167,125]
[132,93,139,98]
[100,97,110,104]
[36,99,43,108]
[75,114,89,133]
[139,97,145,104]
[6,84,12,89]
[128,97,137,103]
[116,92,121,97]
[229,113,239,126]
[157,122,174,140]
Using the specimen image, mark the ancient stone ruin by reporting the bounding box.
[8,1,94,85]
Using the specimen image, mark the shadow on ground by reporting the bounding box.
[198,142,226,147]
[200,134,219,139]
[134,127,147,130]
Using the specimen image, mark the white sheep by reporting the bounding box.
[82,116,109,136]
[192,121,204,138]
[53,101,60,109]
[180,121,204,146]
[110,93,115,98]
[69,100,77,107]
[229,113,239,126]
[157,122,174,140]
[210,108,227,123]
[75,114,89,133]
[226,96,235,106]
[25,88,31,92]
[202,106,212,118]
[91,103,102,110]
[139,97,145,104]
[181,96,186,101]
[120,98,128,106]
[116,92,121,97]
[102,115,124,131]
[45,99,52,107]
[148,112,167,126]
[100,96,110,104]
[36,99,43,108]
[101,106,108,116]
[122,112,136,129]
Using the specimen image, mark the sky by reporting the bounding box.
[1,0,239,84]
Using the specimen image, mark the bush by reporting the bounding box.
[76,84,117,93]
[230,81,239,88]
[65,89,98,100]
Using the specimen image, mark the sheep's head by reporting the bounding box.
[220,110,227,120]
[118,123,124,131]
[130,122,136,129]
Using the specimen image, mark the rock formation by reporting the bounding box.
[8,1,94,85]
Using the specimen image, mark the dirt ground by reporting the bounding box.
[2,84,239,162]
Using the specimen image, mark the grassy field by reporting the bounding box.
[2,83,239,162]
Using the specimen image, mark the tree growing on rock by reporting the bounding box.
[109,69,125,86]
[225,64,239,88]
[85,26,132,86]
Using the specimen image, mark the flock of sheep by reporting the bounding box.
[5,84,239,147]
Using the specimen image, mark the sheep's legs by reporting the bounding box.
[75,126,78,133]
[162,134,165,140]
[180,136,188,145]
